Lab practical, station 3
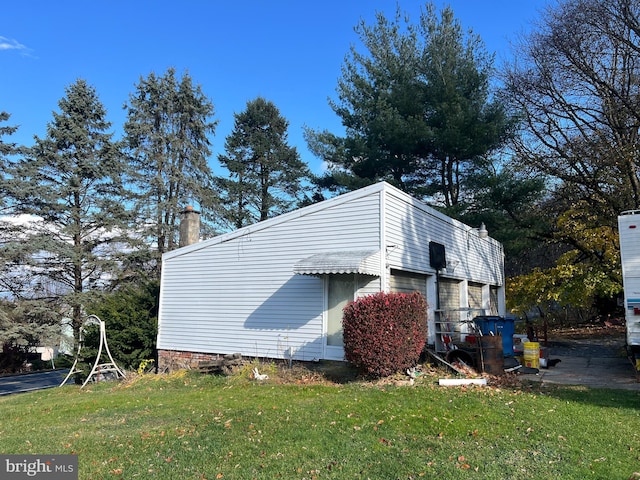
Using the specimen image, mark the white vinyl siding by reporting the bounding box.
[383,188,504,286]
[357,275,382,297]
[158,187,382,361]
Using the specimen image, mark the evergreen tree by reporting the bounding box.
[217,97,310,228]
[306,3,512,204]
[0,112,20,164]
[123,68,218,265]
[0,80,136,343]
[85,281,159,371]
[419,6,513,206]
[0,112,22,213]
[461,166,551,277]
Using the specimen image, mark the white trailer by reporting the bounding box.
[618,210,640,368]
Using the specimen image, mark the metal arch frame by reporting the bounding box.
[59,314,126,388]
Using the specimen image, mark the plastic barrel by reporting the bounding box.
[523,342,540,368]
[473,316,516,356]
[479,336,504,374]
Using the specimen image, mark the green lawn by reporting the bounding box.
[1,367,639,479]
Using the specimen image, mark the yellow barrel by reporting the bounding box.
[523,342,540,368]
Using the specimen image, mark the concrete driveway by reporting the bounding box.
[519,327,640,391]
[521,354,640,390]
[0,369,72,396]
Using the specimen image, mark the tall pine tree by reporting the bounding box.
[217,97,310,228]
[306,3,512,205]
[0,80,136,343]
[123,68,218,267]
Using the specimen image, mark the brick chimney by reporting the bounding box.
[179,206,200,247]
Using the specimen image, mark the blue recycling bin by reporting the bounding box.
[473,316,515,357]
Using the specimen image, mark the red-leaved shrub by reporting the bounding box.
[342,291,428,378]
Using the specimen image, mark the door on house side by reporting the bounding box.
[325,274,355,360]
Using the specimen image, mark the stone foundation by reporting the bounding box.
[158,349,223,372]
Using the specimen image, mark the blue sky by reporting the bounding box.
[1,1,548,175]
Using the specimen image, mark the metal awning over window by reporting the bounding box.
[293,250,381,276]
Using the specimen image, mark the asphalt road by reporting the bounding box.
[0,369,72,396]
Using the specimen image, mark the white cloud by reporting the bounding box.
[0,36,28,53]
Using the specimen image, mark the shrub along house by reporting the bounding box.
[156,182,505,371]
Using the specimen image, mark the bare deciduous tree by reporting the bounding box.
[504,0,640,216]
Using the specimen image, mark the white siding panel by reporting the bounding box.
[383,189,504,286]
[357,275,382,297]
[158,190,382,360]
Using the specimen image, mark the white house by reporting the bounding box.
[156,182,505,371]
